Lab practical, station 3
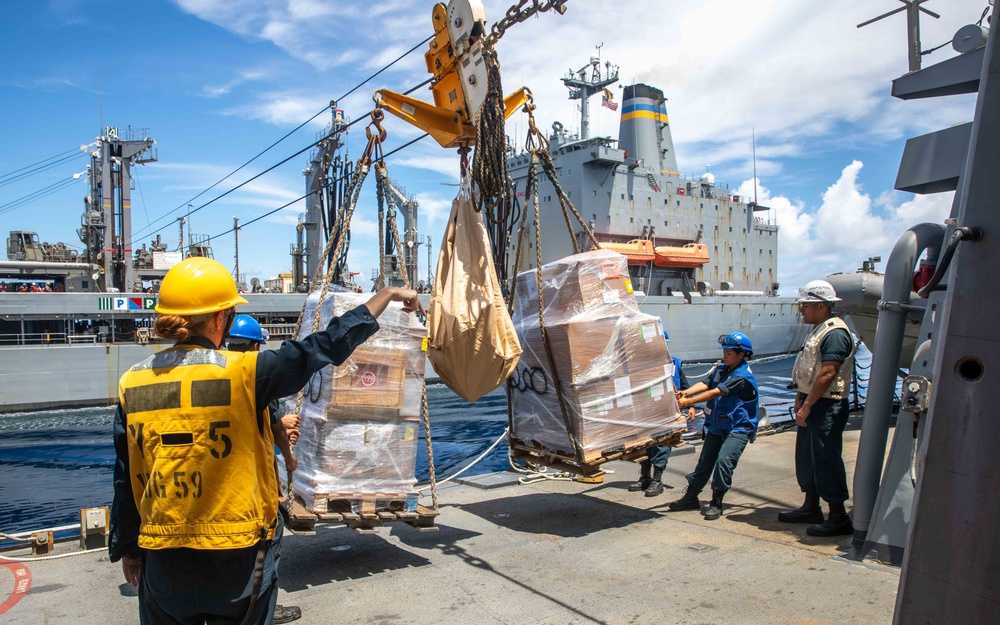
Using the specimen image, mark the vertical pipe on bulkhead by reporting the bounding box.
[851,222,945,551]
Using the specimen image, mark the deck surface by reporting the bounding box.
[0,418,901,624]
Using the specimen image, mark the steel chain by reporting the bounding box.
[486,0,569,47]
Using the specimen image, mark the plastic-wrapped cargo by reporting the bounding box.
[510,249,685,463]
[278,289,427,513]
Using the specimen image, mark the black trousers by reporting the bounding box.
[795,395,850,504]
[138,520,280,625]
[685,431,749,493]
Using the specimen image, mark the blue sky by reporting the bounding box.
[0,0,986,293]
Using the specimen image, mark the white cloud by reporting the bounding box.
[747,161,954,294]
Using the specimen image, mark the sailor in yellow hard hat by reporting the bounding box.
[109,257,423,625]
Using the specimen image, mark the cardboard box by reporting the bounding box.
[513,250,638,325]
[292,419,419,493]
[528,317,623,384]
[618,315,668,375]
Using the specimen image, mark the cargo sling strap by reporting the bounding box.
[373,162,439,513]
[505,92,602,464]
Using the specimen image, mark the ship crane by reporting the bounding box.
[301,103,350,288]
[377,175,422,289]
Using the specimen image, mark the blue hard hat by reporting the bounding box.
[718,332,752,352]
[662,329,671,343]
[229,314,269,343]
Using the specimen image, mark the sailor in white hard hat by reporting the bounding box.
[779,280,857,537]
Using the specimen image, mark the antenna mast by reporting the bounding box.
[750,128,770,213]
[857,0,940,72]
[562,46,619,140]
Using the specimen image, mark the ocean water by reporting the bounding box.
[0,351,871,537]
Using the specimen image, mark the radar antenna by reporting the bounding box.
[857,0,940,72]
[750,128,769,213]
[562,46,619,140]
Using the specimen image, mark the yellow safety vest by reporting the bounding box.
[118,345,278,550]
[791,317,856,400]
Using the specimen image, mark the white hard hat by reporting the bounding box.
[796,279,841,304]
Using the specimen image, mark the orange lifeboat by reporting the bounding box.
[596,239,655,265]
[653,243,710,268]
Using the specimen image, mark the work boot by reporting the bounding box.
[628,460,652,492]
[644,467,668,497]
[778,492,824,524]
[703,490,725,520]
[668,486,702,511]
[272,604,302,624]
[806,501,854,537]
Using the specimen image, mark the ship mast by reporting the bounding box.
[857,0,940,72]
[81,125,156,292]
[561,48,619,140]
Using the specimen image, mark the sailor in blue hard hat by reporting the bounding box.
[228,314,270,347]
[225,314,302,623]
[667,331,759,520]
[628,329,693,497]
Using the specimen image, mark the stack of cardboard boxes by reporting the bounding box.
[280,291,427,513]
[510,250,685,463]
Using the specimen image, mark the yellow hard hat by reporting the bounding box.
[155,257,248,316]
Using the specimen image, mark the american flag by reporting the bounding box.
[601,88,618,111]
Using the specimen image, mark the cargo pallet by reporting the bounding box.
[280,492,439,533]
[508,428,686,478]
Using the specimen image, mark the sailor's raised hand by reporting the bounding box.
[394,288,425,315]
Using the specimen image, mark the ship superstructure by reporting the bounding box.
[511,58,779,299]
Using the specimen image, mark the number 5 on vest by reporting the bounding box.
[209,421,232,458]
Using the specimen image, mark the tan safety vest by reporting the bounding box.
[118,346,278,550]
[791,317,856,400]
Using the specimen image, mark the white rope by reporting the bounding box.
[1,524,81,540]
[685,362,720,380]
[507,447,577,484]
[416,428,510,493]
[0,546,106,563]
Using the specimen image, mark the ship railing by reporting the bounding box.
[68,334,99,344]
[0,332,70,346]
[262,323,298,339]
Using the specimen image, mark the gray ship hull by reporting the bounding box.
[0,293,805,414]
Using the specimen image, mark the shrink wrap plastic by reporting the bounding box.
[510,250,685,462]
[279,290,427,512]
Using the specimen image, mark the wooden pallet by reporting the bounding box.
[509,428,686,478]
[280,492,438,533]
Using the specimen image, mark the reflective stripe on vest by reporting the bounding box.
[791,317,856,400]
[119,345,278,550]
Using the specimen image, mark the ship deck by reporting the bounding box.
[0,417,900,624]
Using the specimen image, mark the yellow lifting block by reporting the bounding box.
[376,0,530,148]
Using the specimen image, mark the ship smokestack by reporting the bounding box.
[619,84,677,175]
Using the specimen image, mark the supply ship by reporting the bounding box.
[0,62,807,414]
